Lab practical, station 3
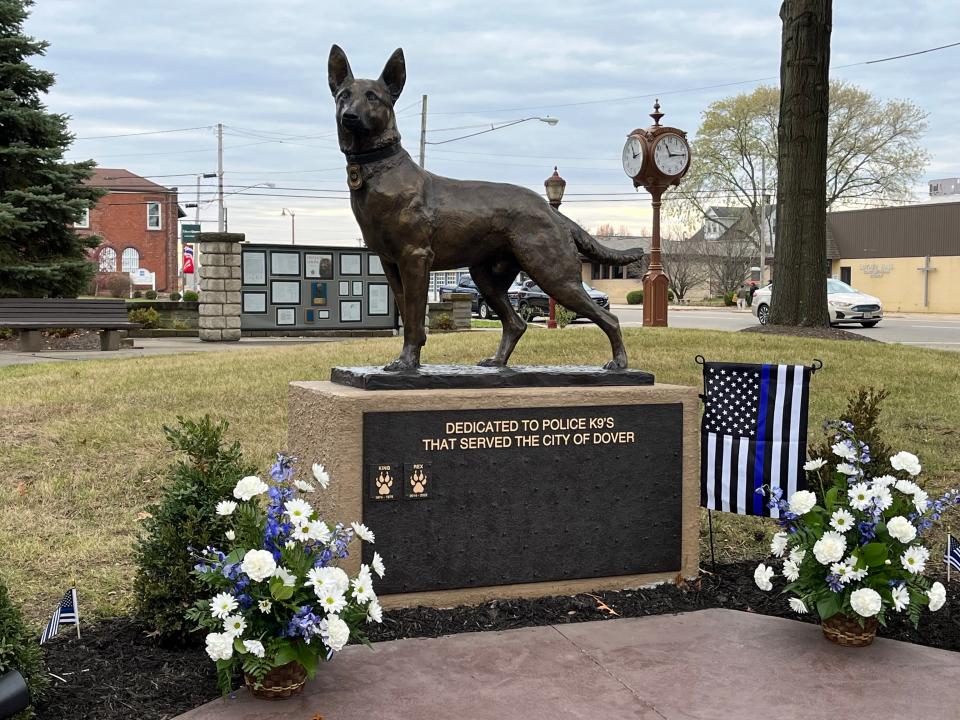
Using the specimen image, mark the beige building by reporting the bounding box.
[827,201,960,314]
[580,235,649,303]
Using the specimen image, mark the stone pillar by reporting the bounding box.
[198,232,244,342]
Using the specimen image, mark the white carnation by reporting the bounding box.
[886,516,917,543]
[927,581,946,612]
[803,458,827,471]
[872,475,897,488]
[312,463,331,489]
[894,479,920,495]
[754,563,775,591]
[205,632,234,661]
[306,566,350,596]
[813,531,847,565]
[788,597,808,614]
[233,475,268,501]
[831,442,857,461]
[215,500,237,516]
[850,588,883,618]
[836,462,860,476]
[351,522,375,543]
[321,615,351,652]
[890,451,921,476]
[788,490,817,516]
[240,549,277,582]
[770,532,789,557]
[242,639,265,658]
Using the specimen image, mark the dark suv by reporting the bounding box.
[510,280,609,320]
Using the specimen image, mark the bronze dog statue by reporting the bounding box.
[329,45,643,370]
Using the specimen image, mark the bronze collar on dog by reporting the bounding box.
[345,143,402,190]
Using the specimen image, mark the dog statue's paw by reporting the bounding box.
[383,357,419,372]
[477,357,506,368]
[602,358,628,371]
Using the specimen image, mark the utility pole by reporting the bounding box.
[418,94,428,168]
[759,154,766,284]
[195,175,201,223]
[216,122,225,231]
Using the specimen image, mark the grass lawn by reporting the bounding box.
[2,327,958,623]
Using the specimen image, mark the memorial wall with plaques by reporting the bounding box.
[240,243,397,331]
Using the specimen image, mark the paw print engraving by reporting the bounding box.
[376,470,393,496]
[410,467,427,495]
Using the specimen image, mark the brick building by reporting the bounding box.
[77,169,182,292]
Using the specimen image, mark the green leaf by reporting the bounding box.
[270,577,295,601]
[274,644,297,667]
[234,637,246,654]
[824,487,838,511]
[816,595,840,621]
[860,542,888,567]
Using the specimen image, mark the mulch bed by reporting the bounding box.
[37,561,960,720]
[741,324,878,342]
[0,329,101,352]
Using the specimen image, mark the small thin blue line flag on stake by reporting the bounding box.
[39,588,79,645]
[946,534,960,579]
[700,361,812,516]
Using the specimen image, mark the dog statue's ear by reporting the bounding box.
[378,48,406,102]
[328,44,354,96]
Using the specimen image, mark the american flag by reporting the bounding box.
[946,534,960,574]
[39,589,79,645]
[701,362,811,516]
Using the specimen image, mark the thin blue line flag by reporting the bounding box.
[39,588,79,645]
[946,534,960,573]
[700,362,811,516]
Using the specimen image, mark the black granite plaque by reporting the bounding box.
[363,403,683,594]
[332,364,654,391]
[368,463,401,502]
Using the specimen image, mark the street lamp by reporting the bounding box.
[543,166,567,330]
[281,208,296,245]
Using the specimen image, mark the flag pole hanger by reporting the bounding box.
[694,355,823,374]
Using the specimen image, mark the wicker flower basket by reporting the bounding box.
[245,661,308,699]
[821,613,878,647]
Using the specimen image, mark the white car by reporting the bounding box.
[751,279,882,327]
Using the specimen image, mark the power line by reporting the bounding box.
[74,125,212,140]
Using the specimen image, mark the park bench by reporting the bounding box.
[0,298,139,352]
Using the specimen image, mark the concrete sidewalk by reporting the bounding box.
[176,609,959,720]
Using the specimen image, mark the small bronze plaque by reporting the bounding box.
[405,462,431,500]
[368,463,400,501]
[346,164,363,190]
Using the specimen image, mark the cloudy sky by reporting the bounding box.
[27,0,960,246]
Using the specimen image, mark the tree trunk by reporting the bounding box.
[770,0,832,326]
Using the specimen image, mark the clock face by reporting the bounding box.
[622,135,644,178]
[653,133,689,177]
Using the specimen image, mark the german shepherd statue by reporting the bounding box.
[329,45,643,371]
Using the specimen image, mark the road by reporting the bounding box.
[607,306,960,352]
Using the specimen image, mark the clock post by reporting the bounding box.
[622,100,691,328]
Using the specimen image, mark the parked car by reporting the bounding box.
[437,275,498,319]
[511,280,609,320]
[751,279,883,327]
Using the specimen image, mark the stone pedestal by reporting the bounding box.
[288,375,699,609]
[439,292,473,329]
[198,232,244,341]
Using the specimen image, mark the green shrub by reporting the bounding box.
[133,416,257,644]
[626,290,643,305]
[723,291,736,306]
[107,274,131,298]
[0,327,13,340]
[429,311,456,331]
[555,305,577,328]
[132,290,143,299]
[0,575,47,717]
[667,289,675,302]
[183,290,199,302]
[169,292,182,302]
[145,290,158,300]
[128,307,160,329]
[172,319,191,331]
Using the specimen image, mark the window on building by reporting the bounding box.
[591,262,601,280]
[121,247,140,273]
[75,208,90,228]
[147,202,161,229]
[98,246,116,272]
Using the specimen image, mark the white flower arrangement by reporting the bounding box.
[187,454,384,694]
[755,424,956,629]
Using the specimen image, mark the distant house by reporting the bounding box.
[580,235,649,303]
[77,169,184,292]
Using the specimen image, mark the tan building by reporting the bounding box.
[580,235,649,303]
[827,201,960,313]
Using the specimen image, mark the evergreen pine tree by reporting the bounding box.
[0,0,104,298]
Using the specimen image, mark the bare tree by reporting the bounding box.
[697,227,755,296]
[771,0,832,326]
[660,237,708,301]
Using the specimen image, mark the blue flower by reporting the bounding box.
[826,574,844,593]
[857,521,876,544]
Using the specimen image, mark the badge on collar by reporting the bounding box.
[347,164,363,190]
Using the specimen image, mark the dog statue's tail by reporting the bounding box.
[565,217,644,266]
